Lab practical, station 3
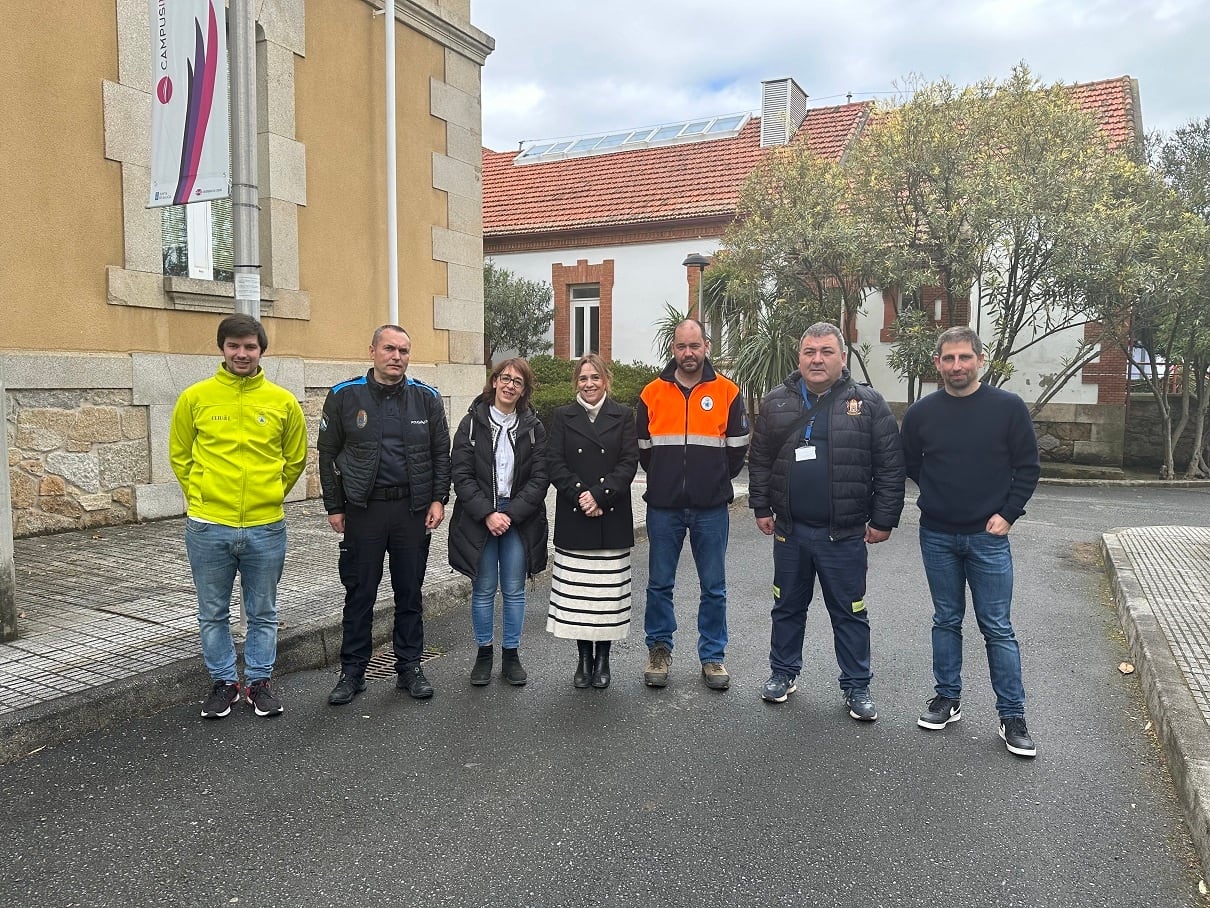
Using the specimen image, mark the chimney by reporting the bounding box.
[760,77,808,147]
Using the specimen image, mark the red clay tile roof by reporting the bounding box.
[483,103,871,237]
[1069,76,1139,150]
[483,78,1138,238]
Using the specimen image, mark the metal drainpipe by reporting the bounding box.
[230,0,260,319]
[385,1,399,325]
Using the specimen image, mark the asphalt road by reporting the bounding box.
[3,484,1209,908]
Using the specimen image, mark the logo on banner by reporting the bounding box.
[147,0,230,208]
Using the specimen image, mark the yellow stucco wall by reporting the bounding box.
[0,6,130,353]
[0,2,455,364]
[288,1,451,364]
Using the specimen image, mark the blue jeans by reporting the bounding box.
[471,500,528,649]
[919,526,1025,718]
[644,505,729,663]
[185,519,287,683]
[770,523,870,690]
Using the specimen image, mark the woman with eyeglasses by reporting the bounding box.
[448,358,549,685]
[544,354,638,689]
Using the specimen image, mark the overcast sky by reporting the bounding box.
[473,0,1206,152]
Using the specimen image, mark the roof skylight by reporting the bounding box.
[514,112,751,165]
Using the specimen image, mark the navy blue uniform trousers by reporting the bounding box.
[338,498,428,675]
[769,522,871,690]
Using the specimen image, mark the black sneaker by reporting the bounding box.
[245,679,284,717]
[201,680,240,719]
[844,686,878,721]
[761,673,797,703]
[918,695,962,729]
[328,672,367,706]
[999,717,1037,757]
[398,665,434,699]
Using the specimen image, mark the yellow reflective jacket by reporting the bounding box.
[169,364,307,527]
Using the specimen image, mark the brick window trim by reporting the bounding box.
[552,259,614,361]
[879,286,972,343]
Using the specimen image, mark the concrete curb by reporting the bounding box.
[1043,478,1210,488]
[0,577,471,765]
[1102,529,1210,873]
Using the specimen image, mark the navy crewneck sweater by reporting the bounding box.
[900,383,1040,534]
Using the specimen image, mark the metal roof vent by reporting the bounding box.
[760,77,808,147]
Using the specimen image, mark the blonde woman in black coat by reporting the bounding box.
[545,354,639,688]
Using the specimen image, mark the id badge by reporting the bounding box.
[795,445,817,461]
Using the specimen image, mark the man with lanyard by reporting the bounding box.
[749,322,904,719]
[319,325,451,704]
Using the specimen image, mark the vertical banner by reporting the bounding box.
[148,0,230,208]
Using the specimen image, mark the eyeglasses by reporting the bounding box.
[496,375,525,388]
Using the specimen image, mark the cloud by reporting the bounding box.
[474,0,1209,150]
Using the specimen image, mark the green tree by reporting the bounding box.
[851,65,1138,389]
[885,304,939,403]
[649,302,688,362]
[1130,122,1210,477]
[974,68,1135,384]
[483,261,554,365]
[721,149,879,388]
[722,64,1145,407]
[846,75,989,329]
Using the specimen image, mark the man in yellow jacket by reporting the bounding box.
[169,315,307,719]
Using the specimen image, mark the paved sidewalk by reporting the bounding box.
[1102,525,1210,872]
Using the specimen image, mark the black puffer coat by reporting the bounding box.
[546,397,638,551]
[448,399,549,579]
[749,369,905,539]
[317,371,451,513]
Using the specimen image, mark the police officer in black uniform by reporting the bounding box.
[318,325,451,703]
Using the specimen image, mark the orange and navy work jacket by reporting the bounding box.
[636,359,749,509]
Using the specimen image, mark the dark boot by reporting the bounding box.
[501,647,528,686]
[591,641,612,689]
[574,640,593,689]
[470,645,493,686]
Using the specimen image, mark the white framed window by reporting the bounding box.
[161,198,234,282]
[571,284,600,357]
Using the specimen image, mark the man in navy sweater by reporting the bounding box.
[900,326,1041,757]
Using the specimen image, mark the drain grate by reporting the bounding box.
[362,644,447,680]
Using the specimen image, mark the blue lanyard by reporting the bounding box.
[799,383,819,443]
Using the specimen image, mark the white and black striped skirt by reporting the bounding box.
[546,546,632,641]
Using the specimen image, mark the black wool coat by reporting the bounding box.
[546,397,639,551]
[448,400,549,579]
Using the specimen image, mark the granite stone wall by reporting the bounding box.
[7,389,150,536]
[1123,394,1206,472]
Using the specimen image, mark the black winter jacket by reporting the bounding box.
[547,397,639,551]
[749,370,905,539]
[448,400,550,579]
[316,370,451,513]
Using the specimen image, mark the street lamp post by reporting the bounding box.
[682,252,711,322]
